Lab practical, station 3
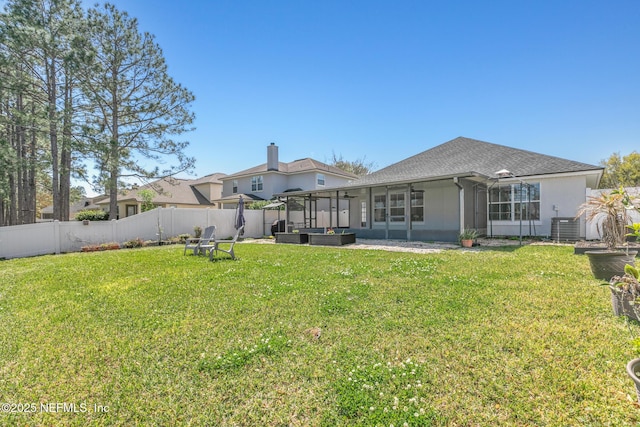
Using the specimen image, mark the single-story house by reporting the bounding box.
[276,136,604,241]
[40,196,106,221]
[95,173,226,219]
[216,143,358,208]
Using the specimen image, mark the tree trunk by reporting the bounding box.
[27,102,37,223]
[108,65,119,220]
[48,57,61,222]
[60,73,73,221]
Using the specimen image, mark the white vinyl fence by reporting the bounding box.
[585,187,640,241]
[0,207,278,260]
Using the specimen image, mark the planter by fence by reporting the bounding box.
[308,233,356,246]
[275,232,309,244]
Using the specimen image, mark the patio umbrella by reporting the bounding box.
[235,195,245,234]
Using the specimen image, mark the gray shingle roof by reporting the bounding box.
[189,172,226,185]
[223,158,358,180]
[343,136,602,187]
[97,177,215,206]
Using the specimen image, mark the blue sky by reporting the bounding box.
[17,1,640,178]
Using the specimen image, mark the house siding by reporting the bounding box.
[488,174,588,238]
[223,171,353,201]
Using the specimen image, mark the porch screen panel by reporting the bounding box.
[389,192,405,222]
[515,183,540,221]
[374,195,386,222]
[411,191,424,222]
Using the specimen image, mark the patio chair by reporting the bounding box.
[183,225,216,255]
[210,225,244,261]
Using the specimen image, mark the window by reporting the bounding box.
[126,205,137,217]
[389,192,405,222]
[411,191,424,222]
[251,176,263,192]
[374,195,386,222]
[317,173,325,186]
[361,201,367,227]
[232,180,238,193]
[489,183,540,221]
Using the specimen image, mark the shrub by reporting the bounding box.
[122,238,145,249]
[76,209,109,221]
[100,242,120,250]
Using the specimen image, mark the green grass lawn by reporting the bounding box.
[1,243,639,426]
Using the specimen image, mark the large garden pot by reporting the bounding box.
[610,285,640,321]
[627,358,640,403]
[585,250,637,281]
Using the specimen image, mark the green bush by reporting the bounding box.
[122,238,145,248]
[75,209,109,221]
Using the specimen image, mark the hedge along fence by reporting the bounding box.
[0,207,268,260]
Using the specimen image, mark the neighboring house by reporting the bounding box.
[95,173,226,219]
[217,143,358,207]
[40,196,106,221]
[276,137,604,241]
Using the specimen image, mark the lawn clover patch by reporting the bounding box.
[198,332,291,374]
[333,358,441,425]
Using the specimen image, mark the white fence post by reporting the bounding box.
[111,219,118,243]
[53,220,61,255]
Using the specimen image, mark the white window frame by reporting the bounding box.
[489,182,540,222]
[251,176,263,192]
[410,190,424,223]
[373,194,386,223]
[232,180,238,193]
[361,201,367,227]
[316,173,325,186]
[389,192,405,223]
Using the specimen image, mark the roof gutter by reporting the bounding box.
[274,171,490,198]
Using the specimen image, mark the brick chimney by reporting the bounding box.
[267,142,279,171]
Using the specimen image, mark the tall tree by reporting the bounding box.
[329,151,376,176]
[0,6,44,225]
[1,0,86,222]
[599,151,640,189]
[83,3,195,219]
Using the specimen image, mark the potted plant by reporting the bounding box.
[627,357,640,404]
[458,228,478,248]
[576,187,636,280]
[618,264,640,404]
[609,264,640,321]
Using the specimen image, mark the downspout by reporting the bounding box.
[453,177,464,235]
[285,196,290,231]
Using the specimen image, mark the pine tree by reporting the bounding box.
[1,0,86,222]
[82,3,195,219]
